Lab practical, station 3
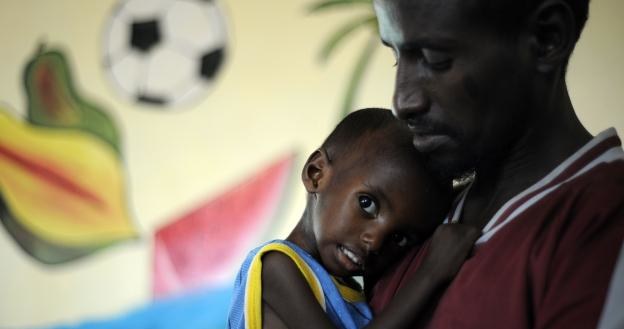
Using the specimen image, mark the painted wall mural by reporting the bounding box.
[0,47,137,264]
[154,154,296,298]
[4,0,369,327]
[102,0,228,108]
[43,155,297,329]
[2,0,387,327]
[1,42,297,327]
[0,2,297,326]
[308,0,378,118]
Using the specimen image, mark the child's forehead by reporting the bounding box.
[331,129,427,180]
[339,151,427,190]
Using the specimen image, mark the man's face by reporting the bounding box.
[374,0,535,178]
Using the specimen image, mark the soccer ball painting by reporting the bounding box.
[103,0,228,109]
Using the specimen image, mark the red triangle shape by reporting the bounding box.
[153,153,296,298]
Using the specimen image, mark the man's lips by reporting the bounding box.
[412,133,452,153]
[402,117,455,152]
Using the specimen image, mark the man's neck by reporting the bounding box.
[461,88,592,229]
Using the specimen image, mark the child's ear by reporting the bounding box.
[302,149,332,193]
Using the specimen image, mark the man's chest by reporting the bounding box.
[428,216,540,329]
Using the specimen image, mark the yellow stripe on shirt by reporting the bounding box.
[331,277,366,303]
[244,242,326,329]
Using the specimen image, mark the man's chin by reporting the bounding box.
[422,152,477,184]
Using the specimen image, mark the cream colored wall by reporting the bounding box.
[568,0,624,133]
[0,0,622,327]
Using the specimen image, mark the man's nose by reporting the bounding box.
[392,65,430,121]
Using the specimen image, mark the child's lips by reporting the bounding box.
[338,245,365,271]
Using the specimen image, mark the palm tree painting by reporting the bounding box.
[307,0,380,119]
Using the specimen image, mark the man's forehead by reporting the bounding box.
[373,0,405,45]
[374,0,482,46]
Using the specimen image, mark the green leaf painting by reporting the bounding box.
[308,0,380,119]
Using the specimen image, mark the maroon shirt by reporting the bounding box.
[370,129,624,328]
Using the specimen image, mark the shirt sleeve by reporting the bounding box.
[598,241,624,329]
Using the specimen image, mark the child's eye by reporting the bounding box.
[358,195,378,217]
[391,233,409,247]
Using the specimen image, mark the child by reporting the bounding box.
[227,108,479,329]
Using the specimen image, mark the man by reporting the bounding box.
[368,0,624,328]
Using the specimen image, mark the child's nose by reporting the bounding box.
[361,225,386,252]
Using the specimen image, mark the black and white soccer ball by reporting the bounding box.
[103,0,228,108]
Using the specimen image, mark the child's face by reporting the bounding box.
[311,152,437,277]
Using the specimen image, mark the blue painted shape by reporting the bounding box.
[34,286,233,329]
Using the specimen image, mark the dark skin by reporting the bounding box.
[260,136,480,329]
[374,0,592,231]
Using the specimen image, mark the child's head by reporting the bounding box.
[295,108,452,277]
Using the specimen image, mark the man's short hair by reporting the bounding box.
[477,0,589,41]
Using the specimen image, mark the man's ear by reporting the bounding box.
[302,149,332,193]
[527,0,577,73]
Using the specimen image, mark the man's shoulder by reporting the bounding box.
[490,159,624,255]
[556,159,624,206]
[525,160,624,253]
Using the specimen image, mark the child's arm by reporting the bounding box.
[261,251,337,329]
[260,223,480,329]
[368,223,480,328]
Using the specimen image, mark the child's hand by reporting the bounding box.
[420,223,480,283]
